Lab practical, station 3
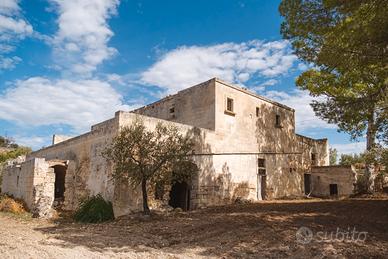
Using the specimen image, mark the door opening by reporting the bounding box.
[329,184,338,196]
[53,165,66,200]
[169,181,190,210]
[257,174,267,200]
[304,174,311,195]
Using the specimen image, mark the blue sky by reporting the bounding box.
[0,0,365,154]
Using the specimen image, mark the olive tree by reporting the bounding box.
[103,118,198,215]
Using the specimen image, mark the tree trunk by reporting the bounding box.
[141,178,150,215]
[365,110,377,193]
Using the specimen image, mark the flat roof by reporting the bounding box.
[214,78,294,111]
[133,77,295,112]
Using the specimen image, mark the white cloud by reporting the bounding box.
[264,90,336,131]
[251,79,278,92]
[0,77,132,132]
[0,0,33,49]
[0,0,20,14]
[331,142,366,155]
[141,40,297,93]
[0,55,21,70]
[49,0,119,76]
[14,135,49,150]
[0,0,32,73]
[0,15,32,36]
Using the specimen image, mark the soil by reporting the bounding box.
[0,198,387,258]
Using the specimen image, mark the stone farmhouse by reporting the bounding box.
[2,78,337,217]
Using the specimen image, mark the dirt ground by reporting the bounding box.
[0,198,387,258]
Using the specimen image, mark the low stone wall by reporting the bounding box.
[310,165,356,197]
[1,158,56,217]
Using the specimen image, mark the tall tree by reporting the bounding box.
[103,118,198,215]
[329,148,338,165]
[279,0,388,191]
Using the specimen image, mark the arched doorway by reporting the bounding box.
[169,181,190,210]
[53,165,66,201]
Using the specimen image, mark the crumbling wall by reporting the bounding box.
[32,158,56,217]
[296,134,329,169]
[310,165,356,197]
[1,157,35,207]
[1,158,56,217]
[29,117,119,211]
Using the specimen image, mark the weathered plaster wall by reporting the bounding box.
[133,79,216,130]
[2,158,35,207]
[1,158,55,217]
[310,165,356,197]
[29,117,119,211]
[52,134,73,145]
[210,80,328,198]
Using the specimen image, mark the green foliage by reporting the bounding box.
[0,136,19,148]
[103,117,198,214]
[0,147,32,164]
[339,147,388,174]
[73,195,114,223]
[0,137,32,191]
[339,153,365,166]
[329,148,338,165]
[279,0,388,145]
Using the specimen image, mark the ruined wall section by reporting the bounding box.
[133,79,216,130]
[296,134,329,172]
[28,117,119,210]
[2,158,35,207]
[1,158,55,217]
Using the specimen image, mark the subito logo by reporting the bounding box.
[296,226,313,244]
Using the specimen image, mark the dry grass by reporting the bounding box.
[0,195,29,215]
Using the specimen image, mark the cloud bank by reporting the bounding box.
[49,0,119,76]
[141,40,297,93]
[0,77,130,132]
[0,0,33,71]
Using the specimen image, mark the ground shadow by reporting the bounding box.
[35,198,388,258]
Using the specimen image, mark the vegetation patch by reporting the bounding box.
[73,194,114,223]
[0,194,30,215]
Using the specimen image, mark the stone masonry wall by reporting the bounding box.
[1,158,56,217]
[311,165,356,197]
[29,117,119,211]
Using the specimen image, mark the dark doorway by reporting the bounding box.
[257,174,267,200]
[304,174,311,195]
[260,175,267,200]
[53,165,66,200]
[169,181,190,210]
[329,184,338,196]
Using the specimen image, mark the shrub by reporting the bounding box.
[73,194,114,223]
[0,195,29,214]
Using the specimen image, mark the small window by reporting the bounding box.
[17,176,19,187]
[275,114,281,127]
[226,98,234,112]
[258,158,265,168]
[256,107,260,117]
[258,158,266,175]
[169,107,175,113]
[311,153,317,166]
